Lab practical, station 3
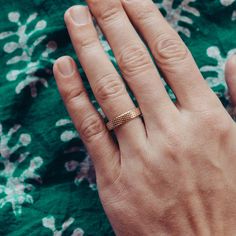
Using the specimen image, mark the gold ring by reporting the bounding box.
[106,107,142,131]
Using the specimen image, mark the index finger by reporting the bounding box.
[53,56,120,185]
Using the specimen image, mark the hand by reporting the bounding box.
[53,1,236,235]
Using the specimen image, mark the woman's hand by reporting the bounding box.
[53,1,236,235]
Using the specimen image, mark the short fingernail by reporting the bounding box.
[69,6,90,25]
[57,57,74,76]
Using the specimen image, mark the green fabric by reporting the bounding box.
[0,0,235,235]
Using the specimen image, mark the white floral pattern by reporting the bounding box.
[0,12,57,97]
[220,0,236,20]
[65,152,96,190]
[56,119,79,142]
[42,215,84,236]
[56,119,96,190]
[220,0,235,6]
[200,46,236,89]
[156,0,200,37]
[0,124,43,216]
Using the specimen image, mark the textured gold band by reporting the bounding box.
[106,107,142,131]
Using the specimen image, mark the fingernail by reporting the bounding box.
[57,57,74,76]
[70,6,90,25]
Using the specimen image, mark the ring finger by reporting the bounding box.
[64,5,146,146]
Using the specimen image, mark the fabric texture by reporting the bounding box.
[0,0,235,235]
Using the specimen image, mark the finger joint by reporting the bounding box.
[152,33,189,68]
[90,1,122,25]
[94,73,126,102]
[76,37,99,54]
[63,87,87,106]
[79,113,106,143]
[117,44,153,78]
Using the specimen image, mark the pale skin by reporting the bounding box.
[53,0,236,235]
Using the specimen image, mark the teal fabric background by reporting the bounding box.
[0,0,235,235]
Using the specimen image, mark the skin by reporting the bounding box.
[53,0,236,235]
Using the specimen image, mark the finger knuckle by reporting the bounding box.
[76,37,98,54]
[94,73,126,102]
[199,110,232,136]
[117,44,152,77]
[135,4,156,24]
[62,86,87,106]
[153,33,189,67]
[80,113,105,143]
[163,127,183,154]
[93,1,121,24]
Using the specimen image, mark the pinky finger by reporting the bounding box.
[53,56,120,186]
